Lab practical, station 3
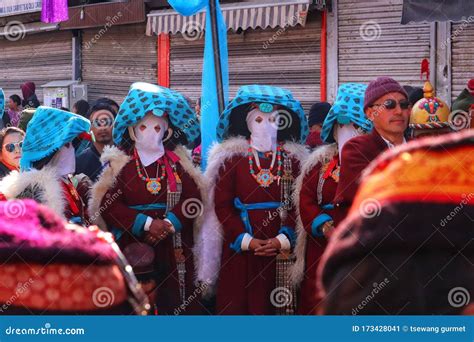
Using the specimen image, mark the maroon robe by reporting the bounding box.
[65,175,90,223]
[215,153,300,315]
[333,129,388,225]
[297,156,338,314]
[100,157,202,315]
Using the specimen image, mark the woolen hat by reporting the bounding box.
[308,102,331,127]
[364,77,408,110]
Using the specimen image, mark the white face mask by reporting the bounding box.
[246,108,278,152]
[334,123,364,160]
[49,143,76,177]
[132,114,169,167]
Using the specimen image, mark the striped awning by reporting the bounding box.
[146,0,311,36]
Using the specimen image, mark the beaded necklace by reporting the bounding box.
[247,141,283,187]
[134,149,166,195]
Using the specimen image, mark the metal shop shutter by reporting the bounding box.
[338,0,430,87]
[0,30,72,103]
[82,23,157,105]
[170,13,321,111]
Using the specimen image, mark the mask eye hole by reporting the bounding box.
[268,115,276,123]
[255,116,263,123]
[154,125,161,133]
[139,124,146,131]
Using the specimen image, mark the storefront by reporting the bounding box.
[147,0,322,111]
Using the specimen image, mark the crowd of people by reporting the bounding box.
[0,76,472,315]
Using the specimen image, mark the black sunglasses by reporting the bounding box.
[4,141,23,153]
[372,99,410,110]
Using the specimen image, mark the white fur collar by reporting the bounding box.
[0,167,66,219]
[196,136,309,292]
[290,143,338,285]
[88,145,208,284]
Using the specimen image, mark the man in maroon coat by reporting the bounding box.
[334,77,410,225]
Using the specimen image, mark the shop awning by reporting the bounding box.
[146,0,311,36]
[401,0,474,24]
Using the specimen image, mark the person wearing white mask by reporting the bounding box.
[291,83,370,314]
[199,85,309,315]
[89,82,205,315]
[0,106,91,223]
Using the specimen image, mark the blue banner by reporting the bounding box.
[168,0,229,170]
[0,316,472,342]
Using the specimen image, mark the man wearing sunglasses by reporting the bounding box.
[76,103,116,182]
[333,76,410,225]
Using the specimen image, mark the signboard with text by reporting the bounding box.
[0,0,42,18]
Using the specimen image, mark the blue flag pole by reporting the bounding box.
[168,0,229,170]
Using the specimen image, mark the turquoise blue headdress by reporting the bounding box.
[113,82,199,146]
[0,88,4,113]
[20,106,91,171]
[321,83,372,143]
[217,85,308,143]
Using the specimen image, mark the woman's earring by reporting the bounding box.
[162,128,174,142]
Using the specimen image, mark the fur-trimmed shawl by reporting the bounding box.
[289,143,338,285]
[0,167,67,220]
[87,146,131,229]
[88,145,208,277]
[196,136,309,291]
[88,145,206,229]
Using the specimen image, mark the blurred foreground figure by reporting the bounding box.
[0,200,149,315]
[318,131,474,314]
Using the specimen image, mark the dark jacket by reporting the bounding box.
[22,94,40,109]
[0,162,12,180]
[76,144,103,182]
[333,129,388,224]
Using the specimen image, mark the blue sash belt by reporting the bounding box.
[233,197,281,235]
[111,203,168,240]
